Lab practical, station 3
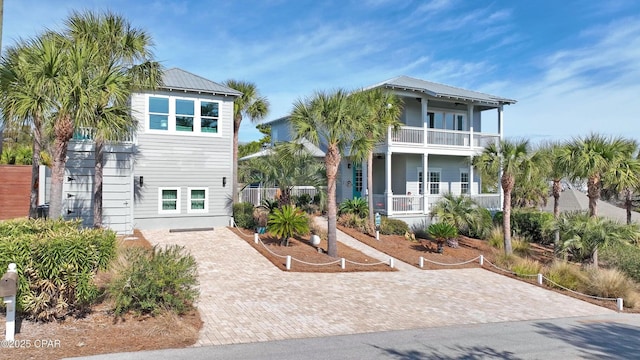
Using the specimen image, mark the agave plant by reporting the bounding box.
[268,205,310,246]
[428,222,458,254]
[338,197,369,218]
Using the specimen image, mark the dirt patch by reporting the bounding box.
[0,230,202,360]
[232,228,395,272]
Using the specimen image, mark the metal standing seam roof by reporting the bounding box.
[161,68,243,97]
[365,75,517,106]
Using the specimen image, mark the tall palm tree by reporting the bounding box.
[537,141,572,246]
[65,10,162,228]
[223,80,269,204]
[602,151,640,225]
[559,134,637,218]
[474,139,536,255]
[0,35,64,218]
[290,89,363,257]
[349,88,402,231]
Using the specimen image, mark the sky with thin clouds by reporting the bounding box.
[3,0,640,143]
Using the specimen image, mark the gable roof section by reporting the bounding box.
[366,75,516,106]
[161,68,242,97]
[239,138,325,161]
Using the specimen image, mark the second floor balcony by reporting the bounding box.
[389,126,499,149]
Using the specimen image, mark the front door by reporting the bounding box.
[352,163,362,198]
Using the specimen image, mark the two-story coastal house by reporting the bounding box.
[269,75,516,226]
[56,68,240,233]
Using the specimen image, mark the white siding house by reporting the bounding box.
[269,75,516,227]
[59,68,240,233]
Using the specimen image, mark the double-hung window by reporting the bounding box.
[429,171,441,195]
[159,188,181,214]
[176,99,195,132]
[201,101,219,133]
[149,97,169,130]
[460,171,470,194]
[188,188,208,213]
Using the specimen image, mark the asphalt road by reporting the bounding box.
[68,313,640,360]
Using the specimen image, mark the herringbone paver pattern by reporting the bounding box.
[142,227,613,347]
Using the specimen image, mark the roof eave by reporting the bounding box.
[162,86,242,97]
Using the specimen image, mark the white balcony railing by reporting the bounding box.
[373,192,500,215]
[387,125,499,149]
[72,127,135,144]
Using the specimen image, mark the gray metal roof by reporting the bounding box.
[542,186,640,224]
[161,68,242,97]
[366,75,516,106]
[239,138,325,161]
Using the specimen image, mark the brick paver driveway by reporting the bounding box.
[143,227,613,347]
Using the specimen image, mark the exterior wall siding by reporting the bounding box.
[131,91,234,230]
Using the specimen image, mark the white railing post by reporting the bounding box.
[419,256,424,268]
[389,258,394,268]
[4,263,18,341]
[537,273,543,285]
[286,256,291,270]
[617,298,624,312]
[479,255,484,266]
[254,232,259,244]
[341,258,345,270]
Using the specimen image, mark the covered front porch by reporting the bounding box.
[366,153,501,216]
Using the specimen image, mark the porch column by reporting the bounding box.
[423,153,429,214]
[468,104,474,148]
[385,150,393,216]
[422,98,429,147]
[469,156,475,195]
[498,104,504,208]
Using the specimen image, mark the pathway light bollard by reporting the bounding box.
[1,263,18,341]
[341,258,345,270]
[419,256,424,268]
[537,274,543,285]
[617,298,624,312]
[286,255,291,271]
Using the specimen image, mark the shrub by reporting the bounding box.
[0,218,116,321]
[109,245,199,316]
[494,253,517,269]
[511,257,542,277]
[428,222,458,253]
[268,205,309,246]
[511,210,554,244]
[337,213,372,234]
[380,217,409,235]
[295,193,312,207]
[512,236,531,257]
[545,261,587,291]
[584,267,636,304]
[233,202,256,229]
[601,243,640,283]
[338,197,369,218]
[469,207,493,239]
[488,225,504,249]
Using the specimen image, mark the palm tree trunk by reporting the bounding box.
[592,248,599,268]
[93,138,104,228]
[325,145,340,257]
[587,176,599,218]
[29,122,43,218]
[367,151,374,232]
[502,174,514,255]
[232,115,241,204]
[48,114,74,219]
[552,179,561,247]
[625,188,632,225]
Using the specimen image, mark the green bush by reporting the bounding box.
[380,217,409,235]
[0,218,116,321]
[469,208,493,239]
[295,193,312,207]
[512,210,554,244]
[511,257,542,277]
[109,245,199,316]
[584,267,636,304]
[338,197,369,218]
[233,202,256,229]
[545,261,587,291]
[268,205,310,246]
[337,213,372,234]
[601,243,640,283]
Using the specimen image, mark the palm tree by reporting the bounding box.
[0,35,64,218]
[223,80,269,204]
[559,134,637,218]
[241,142,326,207]
[429,193,486,236]
[474,139,536,255]
[349,88,402,231]
[536,142,571,245]
[65,10,162,228]
[602,152,640,225]
[290,89,363,257]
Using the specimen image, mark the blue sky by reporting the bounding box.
[4,0,640,143]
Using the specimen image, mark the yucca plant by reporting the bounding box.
[268,205,310,246]
[428,222,458,253]
[338,197,369,218]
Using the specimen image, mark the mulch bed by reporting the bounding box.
[232,227,395,272]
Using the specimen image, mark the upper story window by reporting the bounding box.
[149,97,169,130]
[147,95,221,136]
[427,110,468,131]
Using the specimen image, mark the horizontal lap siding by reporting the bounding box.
[132,93,233,229]
[0,165,31,220]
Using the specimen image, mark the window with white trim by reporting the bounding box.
[176,99,195,132]
[429,170,441,195]
[201,101,219,133]
[427,110,468,131]
[460,170,470,194]
[147,95,221,135]
[149,97,169,130]
[159,188,181,214]
[188,187,208,213]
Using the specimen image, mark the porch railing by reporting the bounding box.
[239,186,318,207]
[387,125,499,149]
[373,193,501,214]
[72,127,135,144]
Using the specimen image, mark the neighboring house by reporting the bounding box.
[268,75,516,226]
[542,186,640,224]
[54,68,241,233]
